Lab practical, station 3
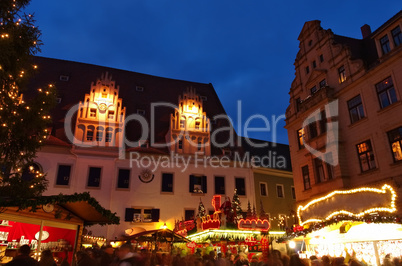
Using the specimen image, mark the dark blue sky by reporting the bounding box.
[26,1,400,145]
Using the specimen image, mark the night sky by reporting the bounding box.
[26,1,400,145]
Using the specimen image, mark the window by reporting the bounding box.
[319,54,324,62]
[189,175,207,193]
[161,173,174,192]
[195,121,200,130]
[117,169,130,189]
[59,75,69,81]
[108,111,114,119]
[180,119,185,129]
[376,77,397,109]
[310,86,317,94]
[56,165,71,186]
[319,110,327,134]
[185,210,195,221]
[295,97,301,112]
[314,158,326,183]
[312,60,316,68]
[302,165,311,190]
[200,96,207,101]
[96,130,103,141]
[105,131,112,143]
[178,139,183,150]
[197,141,202,151]
[308,120,318,139]
[214,176,225,195]
[125,208,160,222]
[356,140,376,172]
[305,66,310,74]
[87,167,101,187]
[392,26,402,47]
[325,153,335,180]
[259,182,268,196]
[348,95,365,123]
[291,186,296,200]
[319,79,326,88]
[380,34,391,55]
[86,130,94,141]
[136,86,144,92]
[276,184,284,198]
[297,128,305,149]
[90,108,97,117]
[137,109,145,115]
[235,177,246,196]
[338,65,346,83]
[387,127,402,162]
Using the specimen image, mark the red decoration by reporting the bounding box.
[202,219,221,230]
[212,195,222,212]
[238,219,270,231]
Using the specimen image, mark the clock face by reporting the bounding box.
[42,203,55,213]
[138,169,154,183]
[99,103,107,112]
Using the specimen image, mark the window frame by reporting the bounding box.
[347,94,365,124]
[387,127,402,162]
[291,186,296,200]
[184,209,195,221]
[117,168,131,189]
[338,65,346,83]
[259,182,268,197]
[214,176,225,195]
[189,175,207,194]
[314,157,326,183]
[356,140,377,172]
[297,128,305,149]
[55,164,72,187]
[161,173,174,193]
[380,34,391,55]
[276,184,284,198]
[235,177,246,196]
[376,76,397,109]
[87,166,102,188]
[302,165,311,190]
[392,26,402,47]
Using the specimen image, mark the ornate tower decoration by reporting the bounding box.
[73,72,126,147]
[166,88,211,155]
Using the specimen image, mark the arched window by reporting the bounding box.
[87,126,95,141]
[96,127,104,142]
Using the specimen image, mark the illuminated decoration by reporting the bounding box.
[166,88,211,155]
[187,229,261,243]
[212,195,221,212]
[238,218,270,231]
[297,184,397,225]
[202,217,221,230]
[74,72,126,147]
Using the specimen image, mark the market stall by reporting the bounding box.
[0,192,119,265]
[283,184,401,266]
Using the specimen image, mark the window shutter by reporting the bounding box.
[125,208,135,222]
[202,176,207,193]
[151,209,160,222]
[189,175,195,193]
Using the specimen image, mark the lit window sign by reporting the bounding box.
[238,219,270,231]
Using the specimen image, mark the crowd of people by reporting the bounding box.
[4,244,401,266]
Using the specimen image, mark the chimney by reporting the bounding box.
[361,24,372,39]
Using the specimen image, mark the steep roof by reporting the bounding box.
[27,56,234,155]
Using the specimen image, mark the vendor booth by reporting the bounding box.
[0,192,119,265]
[285,184,401,266]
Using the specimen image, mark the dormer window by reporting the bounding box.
[392,26,401,47]
[380,34,391,55]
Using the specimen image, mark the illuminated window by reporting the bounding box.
[260,182,268,196]
[302,165,311,190]
[338,65,346,83]
[195,121,200,130]
[376,77,397,109]
[90,108,97,117]
[380,34,391,54]
[86,130,94,141]
[348,95,365,123]
[190,175,206,193]
[101,93,107,98]
[387,127,402,162]
[125,208,159,222]
[276,184,284,198]
[392,26,401,47]
[356,140,376,172]
[56,165,71,186]
[87,167,101,187]
[214,176,225,195]
[235,177,246,196]
[108,111,114,119]
[180,119,185,129]
[161,173,174,192]
[117,169,130,189]
[297,128,305,149]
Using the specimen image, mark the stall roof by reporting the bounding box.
[123,229,190,243]
[0,192,119,225]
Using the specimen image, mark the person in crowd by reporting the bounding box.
[289,253,304,266]
[235,252,249,266]
[116,243,140,266]
[75,250,99,266]
[321,256,331,266]
[99,245,115,266]
[39,249,57,266]
[6,244,39,266]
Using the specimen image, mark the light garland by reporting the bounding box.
[297,184,397,226]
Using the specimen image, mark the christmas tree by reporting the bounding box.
[259,199,268,219]
[196,198,206,218]
[231,189,243,222]
[0,0,56,198]
[252,203,257,219]
[246,201,252,219]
